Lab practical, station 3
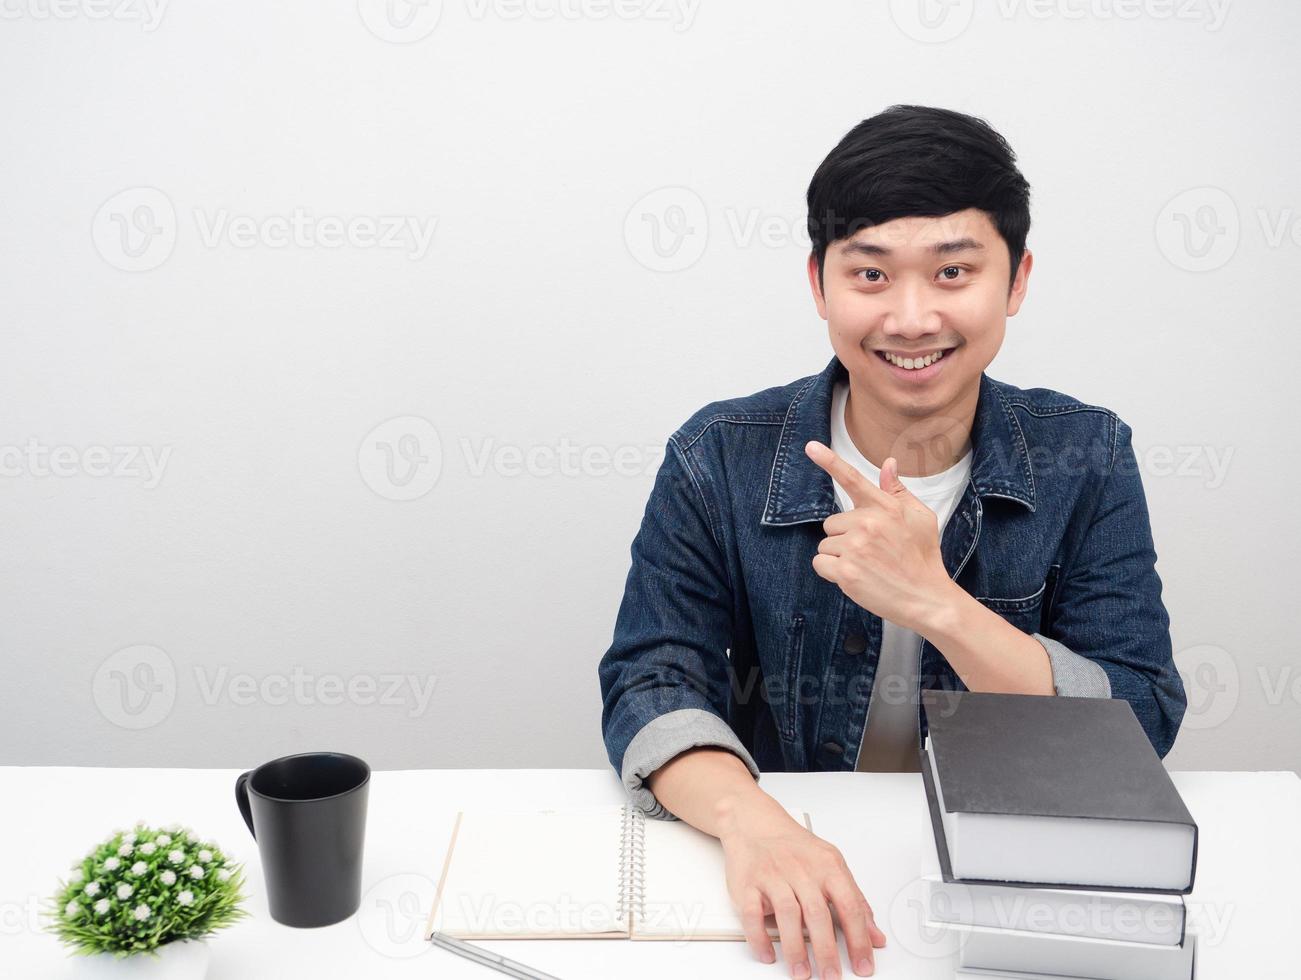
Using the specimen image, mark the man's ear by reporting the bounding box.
[1006,248,1033,317]
[807,251,829,320]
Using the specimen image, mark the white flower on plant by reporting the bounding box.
[186,832,199,843]
[94,898,110,915]
[156,834,172,846]
[103,857,120,872]
[130,861,147,876]
[116,883,133,900]
[197,849,213,863]
[64,900,80,917]
[68,868,84,883]
[168,850,185,864]
[133,904,151,921]
[83,882,100,897]
[123,832,137,844]
[216,868,232,882]
[138,842,156,855]
[188,865,204,879]
[118,843,134,857]
[160,870,177,885]
[177,890,194,906]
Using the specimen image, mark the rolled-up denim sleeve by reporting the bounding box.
[598,436,760,821]
[1039,416,1187,756]
[1033,632,1112,698]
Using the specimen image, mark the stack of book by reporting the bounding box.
[918,689,1199,980]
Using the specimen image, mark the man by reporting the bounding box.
[598,104,1187,980]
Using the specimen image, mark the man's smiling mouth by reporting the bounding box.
[874,346,956,371]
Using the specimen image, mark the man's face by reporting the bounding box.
[808,208,1032,418]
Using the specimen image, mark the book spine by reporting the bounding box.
[616,802,646,925]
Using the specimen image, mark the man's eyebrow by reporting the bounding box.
[838,236,986,258]
[932,237,985,256]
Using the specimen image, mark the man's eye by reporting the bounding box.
[939,266,963,280]
[857,268,884,282]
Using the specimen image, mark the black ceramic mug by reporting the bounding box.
[234,751,370,927]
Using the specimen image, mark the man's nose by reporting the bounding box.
[883,282,942,339]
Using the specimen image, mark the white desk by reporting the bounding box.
[1,768,1295,978]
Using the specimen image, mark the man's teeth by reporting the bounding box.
[883,349,947,370]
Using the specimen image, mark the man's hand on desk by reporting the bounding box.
[719,792,888,978]
[646,748,887,979]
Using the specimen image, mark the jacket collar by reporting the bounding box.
[760,354,1036,526]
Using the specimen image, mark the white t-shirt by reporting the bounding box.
[827,380,972,773]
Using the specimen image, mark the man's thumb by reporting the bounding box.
[881,457,911,497]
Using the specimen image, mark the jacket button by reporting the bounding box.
[843,631,867,655]
[819,740,842,759]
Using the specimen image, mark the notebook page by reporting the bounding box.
[426,805,628,939]
[633,807,811,940]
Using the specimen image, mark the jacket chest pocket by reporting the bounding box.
[974,578,1048,634]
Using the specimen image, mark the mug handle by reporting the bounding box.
[235,771,256,839]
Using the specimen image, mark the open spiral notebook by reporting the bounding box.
[424,802,812,940]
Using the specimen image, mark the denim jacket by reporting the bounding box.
[598,354,1186,820]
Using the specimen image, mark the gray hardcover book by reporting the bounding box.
[920,689,1198,894]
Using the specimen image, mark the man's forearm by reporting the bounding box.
[920,580,1055,695]
[645,746,784,838]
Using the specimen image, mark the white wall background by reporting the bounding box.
[1,0,1295,775]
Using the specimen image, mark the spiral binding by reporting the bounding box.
[615,802,647,924]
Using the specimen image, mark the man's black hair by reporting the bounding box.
[806,105,1031,293]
